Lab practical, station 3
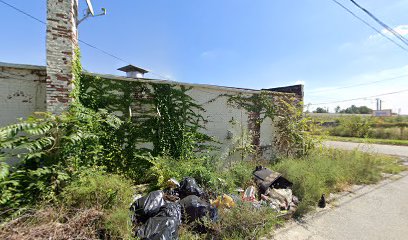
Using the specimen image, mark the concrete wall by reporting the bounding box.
[190,86,277,160]
[0,63,295,161]
[0,63,47,126]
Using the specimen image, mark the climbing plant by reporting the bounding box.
[273,98,318,157]
[227,91,317,158]
[78,74,214,160]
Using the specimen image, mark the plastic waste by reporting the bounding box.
[156,202,182,225]
[292,195,299,205]
[130,190,166,224]
[178,177,204,198]
[275,189,293,206]
[261,194,284,211]
[268,188,293,209]
[318,194,326,208]
[137,216,179,240]
[242,186,257,202]
[211,194,235,208]
[180,195,218,222]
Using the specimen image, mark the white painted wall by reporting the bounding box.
[0,63,284,161]
[188,87,276,161]
[0,63,46,126]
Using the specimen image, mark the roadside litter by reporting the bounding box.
[130,167,298,239]
[318,194,326,208]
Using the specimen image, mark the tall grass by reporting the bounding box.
[272,148,405,215]
[1,149,404,239]
[0,168,135,239]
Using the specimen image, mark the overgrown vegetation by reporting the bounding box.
[274,98,320,157]
[325,135,408,146]
[228,92,319,158]
[60,168,134,238]
[179,202,284,240]
[314,114,408,141]
[273,148,405,215]
[0,48,405,239]
[146,154,256,194]
[0,168,133,239]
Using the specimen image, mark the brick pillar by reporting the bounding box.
[46,0,78,114]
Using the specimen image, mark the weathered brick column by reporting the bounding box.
[46,0,78,114]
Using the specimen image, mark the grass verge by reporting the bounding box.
[0,149,404,239]
[324,135,408,146]
[272,148,406,215]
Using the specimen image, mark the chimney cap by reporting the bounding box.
[117,64,149,74]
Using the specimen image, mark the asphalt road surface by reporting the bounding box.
[272,172,408,240]
[271,141,408,240]
[323,140,408,157]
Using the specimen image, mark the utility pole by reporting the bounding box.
[375,98,382,111]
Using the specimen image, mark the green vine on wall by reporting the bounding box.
[77,73,214,160]
[227,91,317,158]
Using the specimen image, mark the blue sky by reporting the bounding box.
[1,0,408,113]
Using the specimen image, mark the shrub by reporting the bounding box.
[329,116,372,138]
[274,99,319,157]
[210,202,282,239]
[0,165,71,221]
[61,168,134,238]
[146,154,260,195]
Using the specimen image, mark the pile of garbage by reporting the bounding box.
[130,167,298,239]
[252,166,298,213]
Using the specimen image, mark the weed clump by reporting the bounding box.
[179,202,283,240]
[272,148,405,215]
[60,168,134,238]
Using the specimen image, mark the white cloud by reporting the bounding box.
[368,24,408,41]
[384,25,408,37]
[295,80,305,85]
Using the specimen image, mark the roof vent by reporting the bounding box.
[117,64,149,78]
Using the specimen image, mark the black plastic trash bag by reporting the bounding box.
[137,216,179,240]
[130,190,166,224]
[179,195,218,222]
[178,177,204,198]
[156,202,182,224]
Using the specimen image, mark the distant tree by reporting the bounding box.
[313,107,329,113]
[358,106,372,114]
[335,106,341,113]
[339,105,372,114]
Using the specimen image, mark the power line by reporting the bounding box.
[308,88,408,106]
[349,0,408,46]
[0,0,173,81]
[77,40,130,64]
[0,0,46,24]
[308,74,408,94]
[330,0,408,53]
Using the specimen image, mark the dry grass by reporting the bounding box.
[0,207,104,240]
